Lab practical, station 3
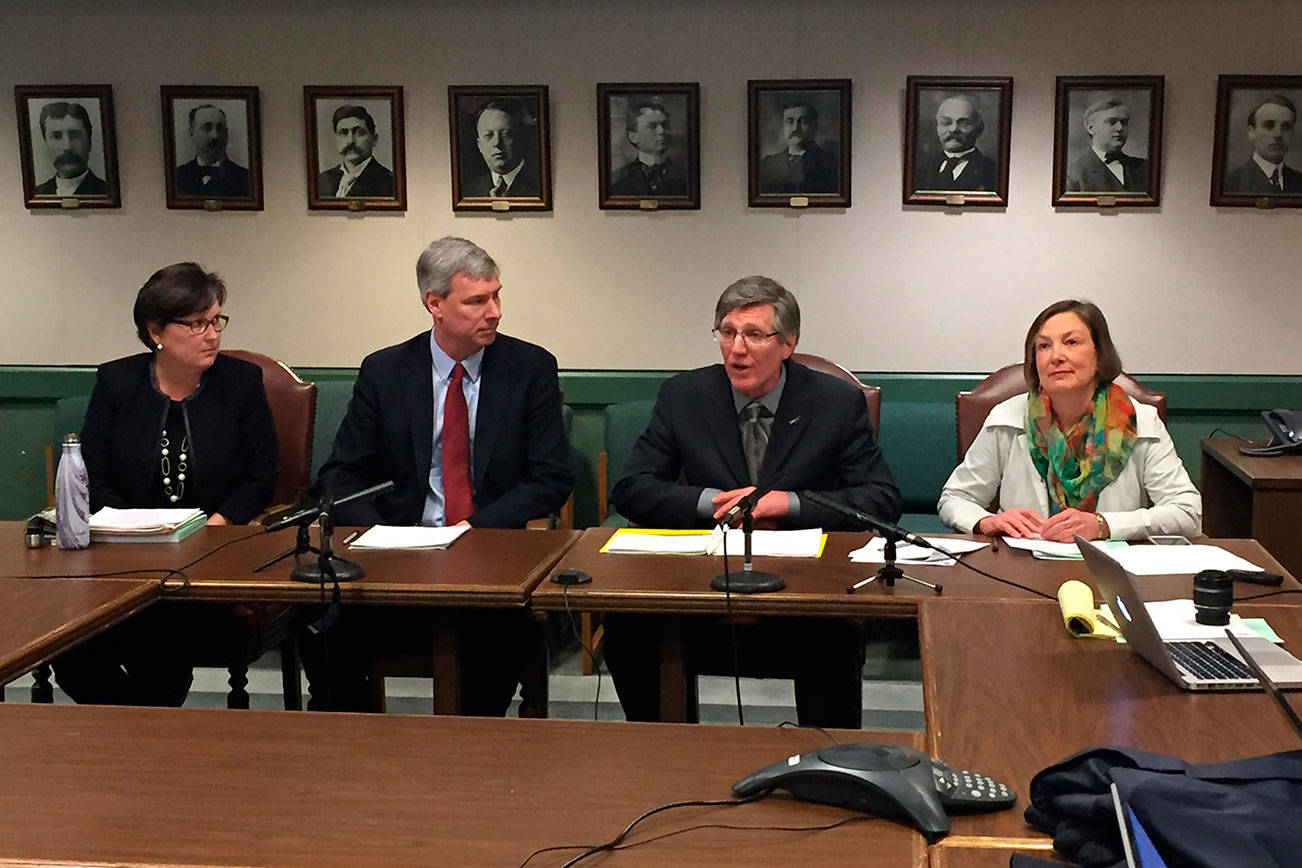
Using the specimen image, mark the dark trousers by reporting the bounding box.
[602,613,866,729]
[51,606,194,706]
[297,606,527,715]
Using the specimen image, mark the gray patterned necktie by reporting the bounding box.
[741,400,772,485]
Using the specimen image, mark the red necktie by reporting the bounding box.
[442,362,473,525]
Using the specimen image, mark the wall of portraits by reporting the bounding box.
[0,0,1299,375]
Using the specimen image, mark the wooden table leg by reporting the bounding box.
[658,616,696,723]
[431,611,461,716]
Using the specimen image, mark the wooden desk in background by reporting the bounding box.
[1201,437,1302,581]
[0,526,580,714]
[0,705,925,867]
[0,577,158,688]
[533,527,1297,720]
[924,600,1302,855]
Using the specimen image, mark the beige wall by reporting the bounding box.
[1,0,1298,373]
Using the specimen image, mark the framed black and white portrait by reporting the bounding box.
[448,85,551,212]
[304,85,406,211]
[161,85,262,211]
[904,76,1012,206]
[1211,75,1302,208]
[598,82,699,210]
[1053,76,1163,207]
[15,84,120,209]
[748,79,851,208]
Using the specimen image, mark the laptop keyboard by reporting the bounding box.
[1168,641,1253,681]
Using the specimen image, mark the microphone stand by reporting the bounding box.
[255,480,395,582]
[798,491,942,595]
[711,500,785,594]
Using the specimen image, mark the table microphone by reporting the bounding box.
[802,491,943,553]
[718,482,778,528]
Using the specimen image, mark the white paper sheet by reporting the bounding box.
[602,531,712,555]
[848,536,989,566]
[602,527,826,558]
[1001,537,1129,560]
[1102,599,1268,642]
[89,507,205,532]
[1108,545,1266,575]
[348,525,470,549]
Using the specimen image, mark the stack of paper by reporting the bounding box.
[848,536,989,566]
[1002,537,1129,560]
[601,527,826,558]
[348,525,470,549]
[1101,598,1282,644]
[89,507,207,543]
[1108,545,1265,576]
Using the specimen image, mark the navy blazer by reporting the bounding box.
[318,158,395,198]
[80,353,278,524]
[1064,149,1149,193]
[613,361,901,530]
[317,331,573,528]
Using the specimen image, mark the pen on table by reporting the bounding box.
[342,531,360,547]
[990,535,999,553]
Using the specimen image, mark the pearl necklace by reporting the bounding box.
[160,429,191,503]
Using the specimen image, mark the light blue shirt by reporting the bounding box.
[421,332,484,526]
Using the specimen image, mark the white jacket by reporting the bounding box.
[938,394,1202,540]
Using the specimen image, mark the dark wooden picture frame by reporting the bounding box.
[1053,76,1163,207]
[448,84,551,212]
[748,79,851,208]
[15,84,120,209]
[904,76,1012,207]
[162,85,263,211]
[304,85,406,212]
[597,82,699,211]
[1211,75,1302,208]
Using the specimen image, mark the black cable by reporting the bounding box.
[927,541,1057,601]
[561,583,603,721]
[555,794,767,868]
[1235,587,1302,602]
[30,527,265,588]
[719,526,745,726]
[1209,427,1254,442]
[776,720,838,744]
[597,813,874,860]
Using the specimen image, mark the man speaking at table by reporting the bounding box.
[304,236,574,712]
[605,276,900,727]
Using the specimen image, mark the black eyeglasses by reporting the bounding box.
[169,314,230,334]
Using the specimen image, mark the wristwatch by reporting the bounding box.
[1096,513,1110,540]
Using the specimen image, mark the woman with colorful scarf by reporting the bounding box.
[938,299,1201,542]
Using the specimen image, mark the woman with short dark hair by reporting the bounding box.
[52,262,278,705]
[939,299,1200,542]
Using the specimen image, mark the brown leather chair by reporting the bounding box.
[188,349,317,709]
[792,352,881,435]
[955,363,1168,462]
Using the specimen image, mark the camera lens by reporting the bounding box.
[1193,569,1233,626]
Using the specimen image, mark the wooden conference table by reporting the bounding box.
[0,705,926,867]
[1202,436,1302,582]
[0,525,580,713]
[534,527,1298,721]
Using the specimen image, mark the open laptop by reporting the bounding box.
[1075,536,1302,690]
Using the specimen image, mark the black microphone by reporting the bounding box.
[718,484,773,527]
[801,490,941,552]
[262,480,396,533]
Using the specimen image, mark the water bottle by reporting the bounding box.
[55,433,90,550]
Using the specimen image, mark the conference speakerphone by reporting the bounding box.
[732,743,1016,843]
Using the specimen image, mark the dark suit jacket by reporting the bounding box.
[317,332,573,528]
[176,158,252,198]
[757,143,839,194]
[609,158,687,197]
[917,148,999,192]
[464,156,540,197]
[1223,159,1302,195]
[318,158,395,198]
[1064,149,1149,193]
[613,361,901,530]
[80,353,278,524]
[34,169,107,196]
